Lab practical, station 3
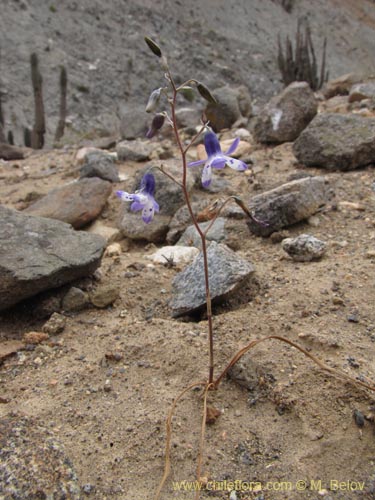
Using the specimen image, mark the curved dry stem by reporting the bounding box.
[202,196,238,237]
[214,335,375,394]
[194,383,214,500]
[154,380,206,500]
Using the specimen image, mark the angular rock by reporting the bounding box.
[116,139,154,162]
[281,234,327,261]
[147,246,199,265]
[166,199,210,244]
[246,176,331,237]
[349,82,375,103]
[293,113,375,170]
[42,312,66,334]
[205,85,252,131]
[177,218,227,249]
[79,150,120,182]
[87,220,121,244]
[118,213,171,243]
[253,82,317,144]
[169,242,255,317]
[0,206,105,310]
[25,177,112,229]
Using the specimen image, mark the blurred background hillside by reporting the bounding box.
[1,0,375,144]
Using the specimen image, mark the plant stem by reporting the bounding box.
[167,71,214,384]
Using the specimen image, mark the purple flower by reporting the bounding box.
[116,173,159,224]
[188,131,247,188]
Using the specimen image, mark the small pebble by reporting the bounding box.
[353,409,365,428]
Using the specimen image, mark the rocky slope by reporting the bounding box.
[1,0,375,145]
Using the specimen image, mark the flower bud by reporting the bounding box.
[145,88,162,113]
[144,36,162,57]
[196,82,217,104]
[146,113,165,139]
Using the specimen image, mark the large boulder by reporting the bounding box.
[253,81,317,144]
[246,176,331,237]
[0,206,105,310]
[169,242,255,317]
[293,113,375,170]
[25,177,112,229]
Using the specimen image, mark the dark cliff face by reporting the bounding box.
[1,0,375,144]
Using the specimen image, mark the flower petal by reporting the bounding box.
[201,163,212,188]
[225,157,247,171]
[116,190,135,202]
[142,198,155,223]
[204,131,222,157]
[130,201,144,212]
[210,155,226,169]
[188,159,206,167]
[225,137,240,155]
[141,173,156,196]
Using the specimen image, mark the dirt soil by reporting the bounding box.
[1,120,375,500]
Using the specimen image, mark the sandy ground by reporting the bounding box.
[1,132,375,499]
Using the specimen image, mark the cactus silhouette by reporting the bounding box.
[54,65,67,142]
[30,53,46,149]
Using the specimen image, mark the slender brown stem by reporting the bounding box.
[213,335,375,393]
[167,69,215,384]
[154,380,206,500]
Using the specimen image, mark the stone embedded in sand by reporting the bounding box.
[0,206,105,311]
[205,85,252,131]
[25,177,112,229]
[79,150,120,182]
[348,82,375,103]
[246,176,331,237]
[253,81,317,144]
[116,139,154,162]
[281,234,327,262]
[169,242,255,317]
[176,218,227,249]
[293,113,375,170]
[147,245,199,265]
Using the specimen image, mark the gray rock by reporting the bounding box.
[25,177,112,229]
[281,234,327,261]
[0,206,105,311]
[118,213,171,243]
[177,218,227,249]
[246,176,331,237]
[118,103,148,140]
[169,242,255,317]
[42,312,66,334]
[166,200,209,244]
[116,139,155,162]
[253,81,317,144]
[205,85,252,131]
[0,415,80,499]
[349,82,375,102]
[175,107,202,129]
[79,150,120,182]
[62,286,90,311]
[293,113,375,170]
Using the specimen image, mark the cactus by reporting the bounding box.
[30,52,46,149]
[277,19,329,91]
[7,130,14,145]
[0,90,6,143]
[54,65,67,142]
[23,127,31,147]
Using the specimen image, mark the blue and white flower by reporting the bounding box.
[188,131,247,188]
[116,173,159,224]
